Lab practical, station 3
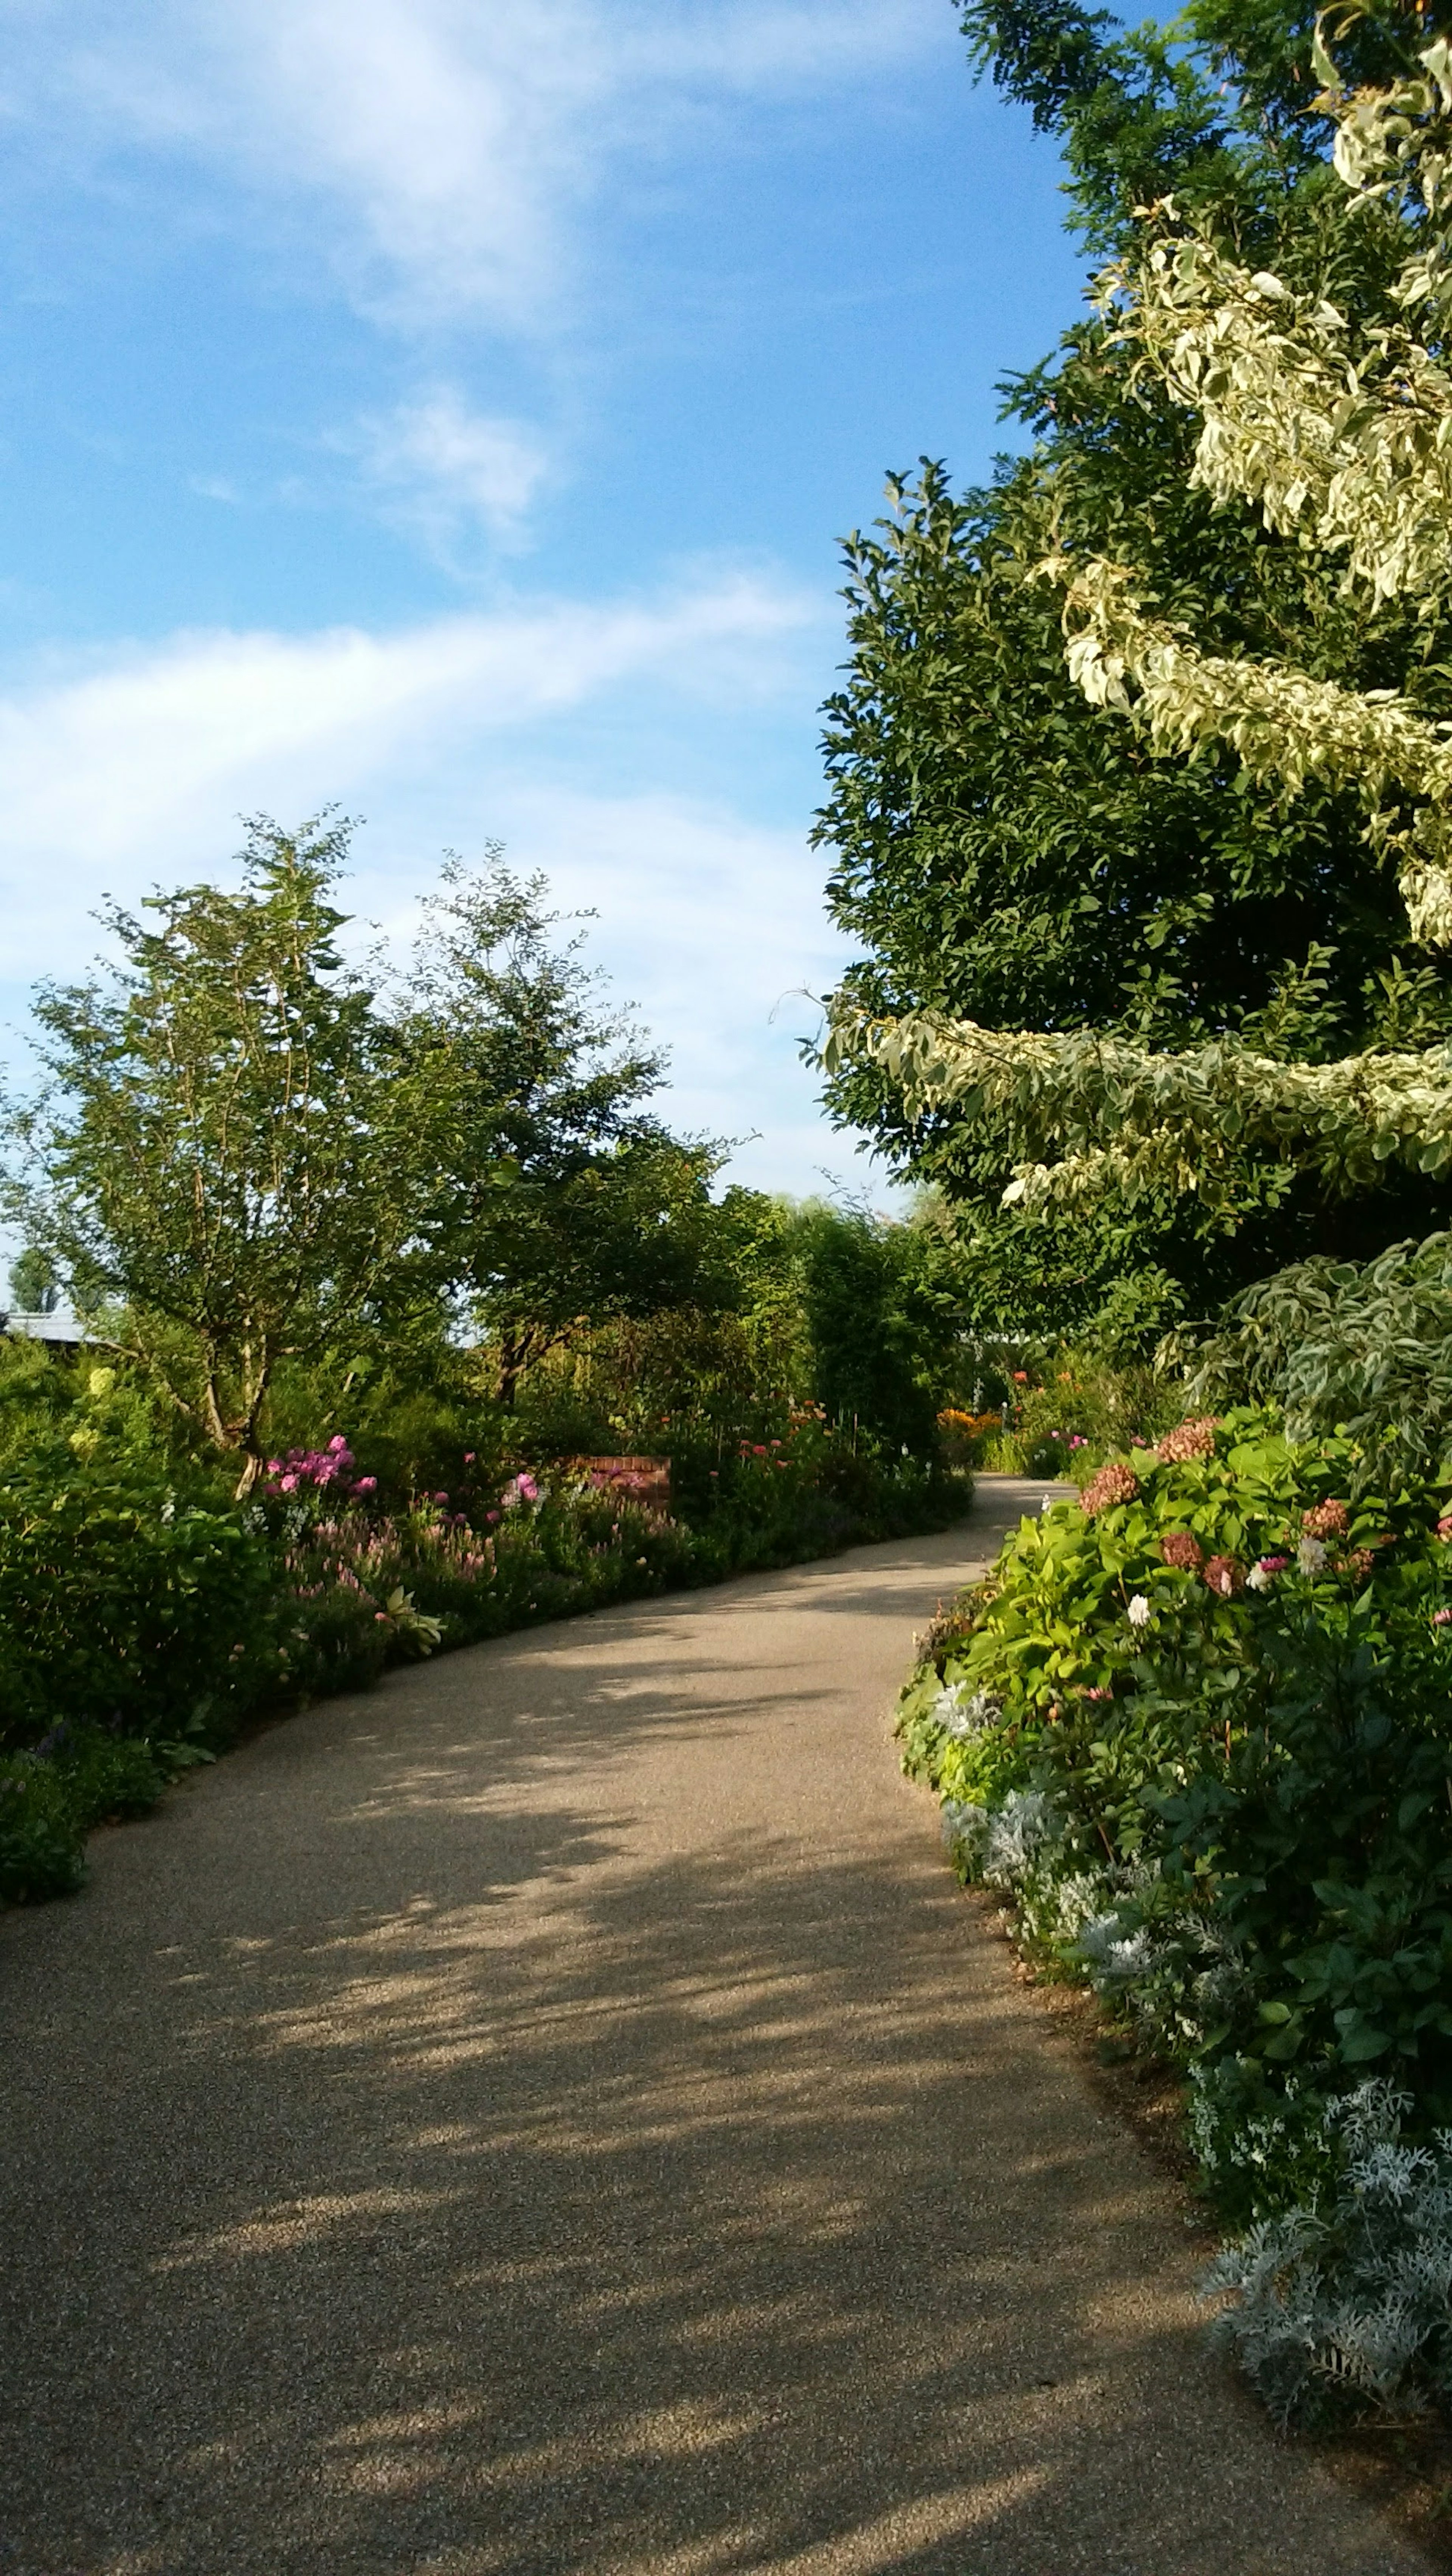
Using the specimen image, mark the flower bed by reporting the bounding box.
[0,1418,967,1909]
[897,1407,1452,2425]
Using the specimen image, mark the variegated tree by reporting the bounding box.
[825,21,1452,1254]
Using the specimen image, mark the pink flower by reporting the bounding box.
[1156,1417,1218,1465]
[1437,1517,1452,1544]
[486,1510,500,1525]
[433,1491,449,1505]
[267,1460,282,1476]
[1434,1608,1452,1628]
[354,1476,377,1496]
[279,1473,298,1493]
[1204,1554,1243,1597]
[464,1452,476,1465]
[1160,1530,1204,1572]
[1081,1462,1140,1516]
[329,1435,349,1454]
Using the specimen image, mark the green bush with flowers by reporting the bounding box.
[963,1351,1184,1480]
[898,1408,1452,2425]
[0,1349,967,1906]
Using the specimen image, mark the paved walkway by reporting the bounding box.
[0,1482,1428,2575]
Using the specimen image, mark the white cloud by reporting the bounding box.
[347,391,549,551]
[0,577,867,1194]
[33,0,951,326]
[0,573,816,976]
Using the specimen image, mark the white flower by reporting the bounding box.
[1127,1593,1152,1628]
[1246,1562,1272,1591]
[1297,1535,1328,1574]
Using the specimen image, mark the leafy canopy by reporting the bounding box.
[821,0,1452,1311]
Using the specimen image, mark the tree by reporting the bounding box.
[816,0,1452,1321]
[825,13,1452,1269]
[6,1247,57,1315]
[397,859,738,1405]
[5,816,439,1489]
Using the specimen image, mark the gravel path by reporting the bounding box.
[0,1479,1429,2575]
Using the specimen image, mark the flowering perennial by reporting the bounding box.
[1080,1461,1140,1516]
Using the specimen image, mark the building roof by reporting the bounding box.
[0,1310,88,1347]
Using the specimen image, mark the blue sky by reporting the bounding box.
[0,0,1086,1200]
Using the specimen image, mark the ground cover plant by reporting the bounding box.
[899,1405,1452,2425]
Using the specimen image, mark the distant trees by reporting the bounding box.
[3,819,841,1482]
[395,859,738,1406]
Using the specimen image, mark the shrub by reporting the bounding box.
[1182,1230,1452,1485]
[0,1447,276,1752]
[895,1406,1452,2421]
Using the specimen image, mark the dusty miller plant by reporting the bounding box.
[1205,2079,1452,2425]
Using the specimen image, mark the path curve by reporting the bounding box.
[0,1482,1429,2575]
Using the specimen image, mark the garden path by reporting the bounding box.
[0,1479,1431,2576]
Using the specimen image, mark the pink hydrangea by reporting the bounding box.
[1303,1498,1350,1540]
[1160,1530,1204,1572]
[1156,1418,1218,1464]
[1081,1462,1140,1516]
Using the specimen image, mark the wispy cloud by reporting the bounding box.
[29,0,950,327]
[346,391,549,553]
[0,572,817,977]
[0,578,855,1193]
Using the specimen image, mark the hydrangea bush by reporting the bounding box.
[898,1406,1452,2422]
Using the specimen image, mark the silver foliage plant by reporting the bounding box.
[1204,2083,1452,2425]
[944,1774,1452,2421]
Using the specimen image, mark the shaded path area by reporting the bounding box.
[0,1482,1427,2574]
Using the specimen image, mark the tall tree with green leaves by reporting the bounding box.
[397,858,740,1405]
[5,816,440,1488]
[824,5,1452,1291]
[817,0,1452,1327]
